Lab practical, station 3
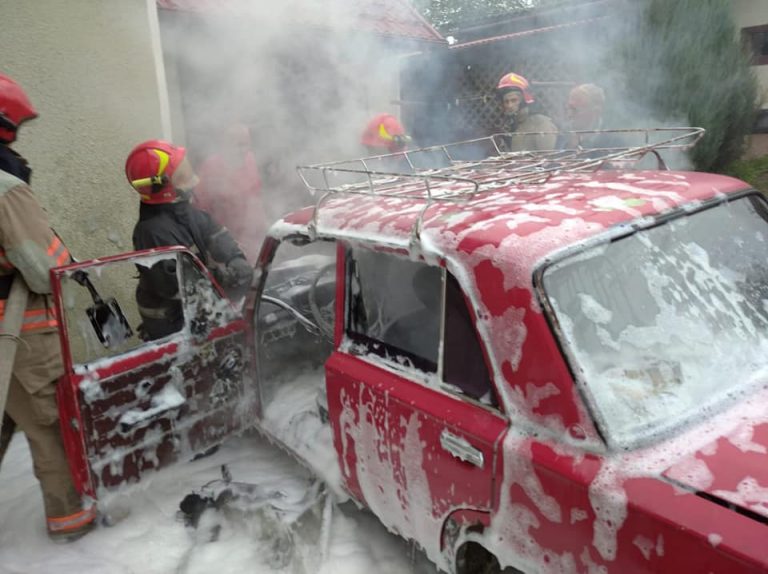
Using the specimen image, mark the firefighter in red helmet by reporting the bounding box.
[0,73,38,180]
[193,124,265,263]
[0,73,96,542]
[126,139,253,341]
[495,72,557,152]
[361,114,412,155]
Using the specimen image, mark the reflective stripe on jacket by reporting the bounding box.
[0,169,70,333]
[0,296,58,332]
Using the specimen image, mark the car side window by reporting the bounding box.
[443,273,496,406]
[134,256,183,342]
[347,248,441,372]
[179,253,234,341]
[346,247,497,406]
[58,251,230,365]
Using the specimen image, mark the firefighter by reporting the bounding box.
[566,84,605,132]
[359,113,415,174]
[361,114,411,156]
[495,73,557,152]
[125,139,253,341]
[0,73,96,542]
[193,124,265,263]
[559,83,622,151]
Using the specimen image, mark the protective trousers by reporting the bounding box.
[0,414,14,470]
[3,331,83,522]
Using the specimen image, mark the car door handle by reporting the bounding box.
[440,429,484,468]
[118,385,186,432]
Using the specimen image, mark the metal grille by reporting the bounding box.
[399,18,606,146]
[452,54,574,136]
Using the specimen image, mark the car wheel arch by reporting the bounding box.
[442,510,527,574]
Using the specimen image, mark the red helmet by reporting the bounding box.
[125,140,198,204]
[361,114,411,153]
[0,73,38,144]
[496,73,535,105]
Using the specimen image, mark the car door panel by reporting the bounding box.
[52,248,253,497]
[326,354,394,505]
[69,330,246,489]
[327,352,507,561]
[326,247,510,568]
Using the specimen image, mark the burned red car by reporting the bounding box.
[52,129,768,573]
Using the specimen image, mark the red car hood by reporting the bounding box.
[662,421,768,519]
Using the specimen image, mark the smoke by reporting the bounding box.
[156,0,758,259]
[402,0,756,172]
[157,0,409,252]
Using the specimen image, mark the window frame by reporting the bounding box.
[343,245,499,409]
[743,24,768,66]
[252,235,338,407]
[56,247,233,367]
[344,246,446,375]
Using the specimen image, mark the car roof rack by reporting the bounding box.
[296,127,704,248]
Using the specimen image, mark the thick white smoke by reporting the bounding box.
[158,0,414,246]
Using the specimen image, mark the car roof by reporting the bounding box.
[280,169,750,269]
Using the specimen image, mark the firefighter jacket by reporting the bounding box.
[501,108,558,153]
[132,201,253,340]
[556,129,626,154]
[0,144,32,184]
[0,166,70,334]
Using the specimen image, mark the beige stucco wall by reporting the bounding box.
[0,0,171,260]
[732,0,768,108]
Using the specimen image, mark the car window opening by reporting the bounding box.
[347,247,497,406]
[256,239,336,416]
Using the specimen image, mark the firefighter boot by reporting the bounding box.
[47,506,97,544]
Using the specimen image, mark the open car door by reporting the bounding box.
[51,246,255,498]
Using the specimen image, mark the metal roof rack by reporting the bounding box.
[296,127,704,245]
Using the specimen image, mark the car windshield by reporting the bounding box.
[543,194,768,448]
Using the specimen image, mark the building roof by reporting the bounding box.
[156,0,445,44]
[446,0,611,49]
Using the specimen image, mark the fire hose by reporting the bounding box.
[0,274,29,439]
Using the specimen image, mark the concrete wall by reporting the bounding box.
[0,0,171,260]
[732,0,768,109]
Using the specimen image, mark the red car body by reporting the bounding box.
[53,149,768,573]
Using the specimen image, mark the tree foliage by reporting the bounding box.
[413,0,759,170]
[413,0,566,32]
[723,155,768,192]
[607,0,759,171]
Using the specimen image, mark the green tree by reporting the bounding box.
[413,0,566,32]
[608,0,759,171]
